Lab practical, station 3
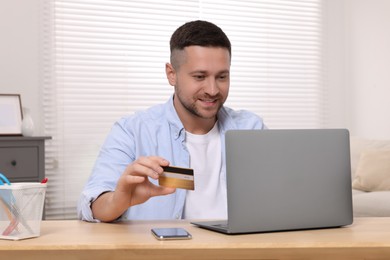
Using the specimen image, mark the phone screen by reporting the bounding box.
[151,228,192,240]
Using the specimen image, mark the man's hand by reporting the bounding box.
[91,156,176,222]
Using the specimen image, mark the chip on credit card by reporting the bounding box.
[159,166,195,190]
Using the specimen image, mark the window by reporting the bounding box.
[42,0,325,219]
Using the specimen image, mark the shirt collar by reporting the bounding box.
[164,95,236,139]
[165,95,185,140]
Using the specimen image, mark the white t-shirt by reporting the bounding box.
[183,123,227,220]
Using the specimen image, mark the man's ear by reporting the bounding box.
[165,63,176,86]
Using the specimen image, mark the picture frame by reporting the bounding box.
[0,94,23,136]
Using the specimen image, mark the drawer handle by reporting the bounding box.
[11,160,17,166]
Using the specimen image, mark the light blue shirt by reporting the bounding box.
[78,96,266,222]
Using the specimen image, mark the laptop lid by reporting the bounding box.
[192,129,353,234]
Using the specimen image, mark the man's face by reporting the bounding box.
[166,46,230,128]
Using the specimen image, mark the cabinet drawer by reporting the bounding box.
[0,147,39,180]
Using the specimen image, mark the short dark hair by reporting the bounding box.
[170,20,231,63]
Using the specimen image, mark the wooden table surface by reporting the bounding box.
[1,217,390,259]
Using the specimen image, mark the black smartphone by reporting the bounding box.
[151,227,192,240]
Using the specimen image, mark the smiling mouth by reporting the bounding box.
[199,98,218,106]
[201,99,216,103]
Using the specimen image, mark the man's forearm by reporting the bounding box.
[91,191,128,222]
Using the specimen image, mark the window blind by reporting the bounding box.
[41,0,325,219]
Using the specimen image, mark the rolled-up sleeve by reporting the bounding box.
[77,118,135,221]
[77,188,109,222]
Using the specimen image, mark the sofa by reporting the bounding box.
[350,136,390,217]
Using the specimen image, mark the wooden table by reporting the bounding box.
[1,218,390,259]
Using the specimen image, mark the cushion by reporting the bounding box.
[353,191,390,217]
[350,137,390,178]
[352,150,390,191]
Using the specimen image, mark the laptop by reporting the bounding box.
[191,129,353,234]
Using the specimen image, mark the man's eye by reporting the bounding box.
[194,75,205,80]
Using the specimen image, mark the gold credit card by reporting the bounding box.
[159,166,194,190]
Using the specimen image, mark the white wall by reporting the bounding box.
[0,0,43,135]
[345,0,390,139]
[1,0,389,139]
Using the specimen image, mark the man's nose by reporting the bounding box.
[204,78,219,96]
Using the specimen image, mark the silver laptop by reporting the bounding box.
[191,129,353,234]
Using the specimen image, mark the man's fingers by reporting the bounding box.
[129,163,160,179]
[150,184,176,197]
[125,175,145,184]
[126,156,170,179]
[137,156,169,172]
[115,156,173,207]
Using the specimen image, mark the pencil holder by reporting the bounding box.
[0,182,47,240]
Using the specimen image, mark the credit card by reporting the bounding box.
[159,166,195,190]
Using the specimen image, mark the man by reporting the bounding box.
[78,20,266,222]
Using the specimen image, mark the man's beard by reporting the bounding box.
[175,90,223,120]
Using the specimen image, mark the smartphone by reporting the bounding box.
[151,227,192,240]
